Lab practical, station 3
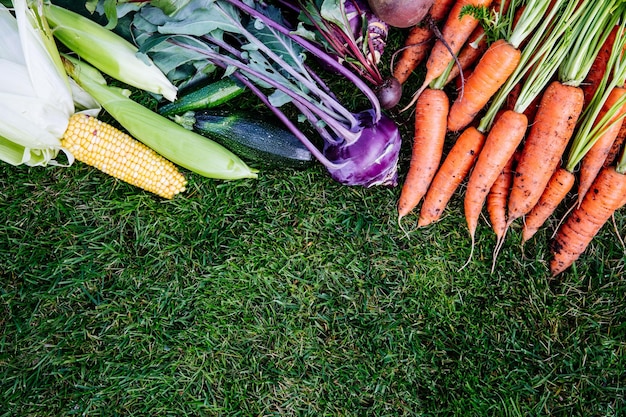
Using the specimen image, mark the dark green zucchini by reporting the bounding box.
[158,78,246,117]
[180,110,313,169]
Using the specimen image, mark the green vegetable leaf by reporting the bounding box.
[319,0,344,28]
[157,5,241,36]
[247,9,307,74]
[149,0,193,15]
[102,0,118,29]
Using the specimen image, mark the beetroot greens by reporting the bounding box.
[133,0,402,187]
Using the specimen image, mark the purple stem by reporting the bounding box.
[209,2,358,128]
[168,37,361,143]
[230,71,340,169]
[223,0,382,121]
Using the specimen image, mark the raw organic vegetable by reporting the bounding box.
[547,12,626,275]
[43,2,177,101]
[392,0,455,84]
[158,78,246,117]
[286,0,393,104]
[487,150,516,268]
[577,87,626,205]
[550,166,626,276]
[581,26,618,107]
[604,117,626,167]
[506,82,583,219]
[446,0,554,131]
[443,24,488,86]
[417,126,485,226]
[133,0,402,187]
[463,109,527,251]
[0,0,187,199]
[446,38,519,131]
[392,25,433,85]
[397,87,449,222]
[286,0,402,109]
[564,27,626,179]
[286,0,400,109]
[0,0,75,167]
[366,0,435,28]
[521,167,575,244]
[62,113,187,199]
[404,0,493,111]
[178,110,313,169]
[506,3,620,226]
[63,55,258,181]
[521,11,626,244]
[460,0,583,251]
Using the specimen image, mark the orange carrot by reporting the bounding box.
[550,166,626,276]
[604,118,626,167]
[446,0,582,131]
[520,87,542,123]
[403,0,493,111]
[581,25,618,107]
[506,81,584,225]
[392,0,456,85]
[464,109,527,245]
[444,25,488,86]
[427,0,492,81]
[521,167,575,244]
[488,153,518,272]
[429,0,458,20]
[455,67,473,92]
[505,82,522,111]
[418,126,485,226]
[397,88,450,220]
[577,87,626,205]
[447,39,521,131]
[393,25,435,85]
[487,150,516,261]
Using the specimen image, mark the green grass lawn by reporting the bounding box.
[1,15,626,415]
[1,142,625,415]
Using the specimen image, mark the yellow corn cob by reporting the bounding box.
[61,113,187,199]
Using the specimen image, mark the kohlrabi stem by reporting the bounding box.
[223,0,382,121]
[210,2,359,129]
[200,34,243,59]
[168,38,361,142]
[290,100,344,146]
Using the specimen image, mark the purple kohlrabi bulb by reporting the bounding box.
[323,110,401,187]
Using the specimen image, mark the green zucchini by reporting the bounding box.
[178,110,313,169]
[158,78,246,117]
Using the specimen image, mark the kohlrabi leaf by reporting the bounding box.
[320,0,345,28]
[133,10,218,84]
[291,22,318,42]
[149,0,193,16]
[157,2,241,36]
[247,12,308,74]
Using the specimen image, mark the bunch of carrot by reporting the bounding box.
[394,0,626,276]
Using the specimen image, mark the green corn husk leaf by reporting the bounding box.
[0,0,78,166]
[63,55,258,180]
[44,2,178,102]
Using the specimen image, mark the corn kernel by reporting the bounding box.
[61,114,187,199]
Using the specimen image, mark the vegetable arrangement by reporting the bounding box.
[392,0,626,276]
[0,0,256,198]
[0,0,190,199]
[3,0,626,276]
[133,0,402,187]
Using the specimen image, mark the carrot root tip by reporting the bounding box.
[459,233,475,272]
